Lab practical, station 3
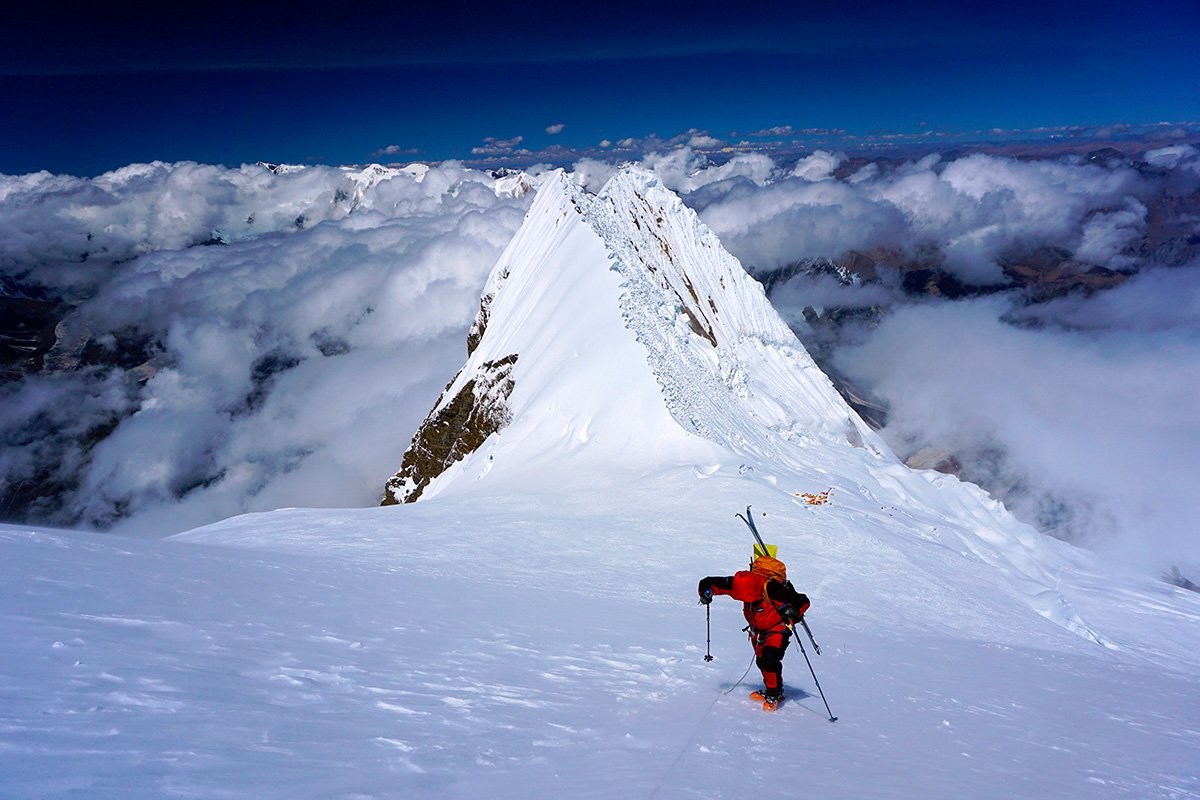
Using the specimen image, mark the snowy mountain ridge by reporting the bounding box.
[593,168,873,457]
[3,166,1198,799]
[376,166,1120,652]
[386,167,887,500]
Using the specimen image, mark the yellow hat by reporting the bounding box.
[752,543,778,559]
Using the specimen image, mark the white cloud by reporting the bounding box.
[1018,266,1200,333]
[810,127,847,135]
[686,133,724,149]
[791,150,845,182]
[1144,144,1200,176]
[832,275,1200,571]
[747,125,794,137]
[770,271,901,313]
[376,144,420,157]
[570,158,621,194]
[470,135,525,155]
[695,171,909,271]
[544,123,565,135]
[1074,198,1146,268]
[690,151,1149,283]
[640,147,777,194]
[0,161,533,534]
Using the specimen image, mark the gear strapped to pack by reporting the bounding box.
[749,555,787,607]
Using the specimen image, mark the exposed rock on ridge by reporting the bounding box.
[381,354,517,504]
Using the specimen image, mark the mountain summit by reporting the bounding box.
[383,168,883,505]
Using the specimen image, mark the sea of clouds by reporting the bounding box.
[657,144,1200,574]
[832,279,1200,572]
[1,161,532,534]
[2,146,1198,574]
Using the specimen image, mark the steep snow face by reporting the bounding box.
[383,167,1122,648]
[383,171,701,504]
[590,169,884,463]
[388,167,885,502]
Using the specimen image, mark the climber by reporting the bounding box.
[698,550,810,711]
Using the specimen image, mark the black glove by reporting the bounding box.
[779,604,799,621]
[699,589,713,605]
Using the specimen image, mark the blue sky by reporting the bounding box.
[3,0,1198,176]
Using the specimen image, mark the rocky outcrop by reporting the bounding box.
[1163,566,1200,594]
[381,354,518,505]
[466,269,507,357]
[999,246,1129,302]
[905,447,963,475]
[466,299,490,358]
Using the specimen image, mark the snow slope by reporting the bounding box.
[4,495,1198,799]
[3,168,1199,799]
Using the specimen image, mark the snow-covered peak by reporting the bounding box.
[382,168,693,504]
[255,161,307,175]
[379,167,1133,651]
[337,163,418,211]
[384,166,885,504]
[398,162,430,182]
[492,170,536,198]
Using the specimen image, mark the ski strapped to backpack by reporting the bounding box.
[735,505,769,557]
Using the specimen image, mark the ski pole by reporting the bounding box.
[798,616,823,655]
[789,624,837,722]
[704,603,714,662]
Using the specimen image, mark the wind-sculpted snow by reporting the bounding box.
[592,170,869,457]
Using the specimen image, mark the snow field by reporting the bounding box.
[4,475,1199,799]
